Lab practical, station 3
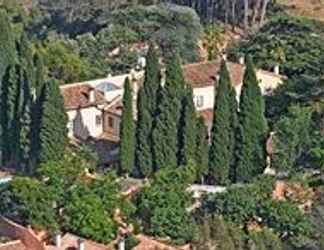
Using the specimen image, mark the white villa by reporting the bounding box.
[60,59,284,143]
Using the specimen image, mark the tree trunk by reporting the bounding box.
[259,0,270,27]
[251,0,262,25]
[231,0,237,31]
[244,0,249,30]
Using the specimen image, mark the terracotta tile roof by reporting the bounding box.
[0,241,27,250]
[60,84,106,110]
[133,235,190,250]
[183,60,221,88]
[198,109,214,129]
[183,60,284,88]
[46,233,111,250]
[104,98,123,117]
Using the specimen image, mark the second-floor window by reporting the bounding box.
[195,95,204,108]
[96,115,102,126]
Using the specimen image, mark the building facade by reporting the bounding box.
[61,60,284,141]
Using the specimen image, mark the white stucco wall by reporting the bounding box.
[256,71,283,95]
[193,86,215,111]
[67,106,103,140]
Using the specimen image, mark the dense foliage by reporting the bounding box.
[200,176,312,242]
[136,165,195,244]
[0,153,134,243]
[230,15,324,78]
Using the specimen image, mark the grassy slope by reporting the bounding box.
[278,0,324,21]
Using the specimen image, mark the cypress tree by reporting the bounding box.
[208,62,234,185]
[143,44,161,116]
[195,117,209,183]
[178,86,196,166]
[39,80,68,163]
[152,55,185,169]
[0,66,18,164]
[135,87,153,177]
[0,10,16,164]
[0,10,16,79]
[135,45,160,177]
[119,77,135,175]
[31,53,46,165]
[236,57,268,183]
[228,86,239,183]
[19,74,32,173]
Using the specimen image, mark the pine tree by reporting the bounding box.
[208,62,235,185]
[135,45,160,177]
[119,77,135,175]
[236,57,268,183]
[195,117,209,183]
[152,55,185,169]
[39,80,68,163]
[178,86,196,166]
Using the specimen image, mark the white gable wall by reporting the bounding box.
[67,106,103,140]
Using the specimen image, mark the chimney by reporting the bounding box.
[89,89,95,103]
[78,238,85,250]
[274,64,280,75]
[222,53,227,61]
[55,233,61,248]
[239,56,245,65]
[118,238,125,250]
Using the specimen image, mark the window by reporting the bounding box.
[108,116,114,128]
[96,115,102,126]
[196,95,204,108]
[67,121,74,134]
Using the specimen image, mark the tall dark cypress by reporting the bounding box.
[135,45,160,177]
[178,86,196,166]
[208,62,235,185]
[119,77,135,175]
[39,80,68,163]
[228,85,239,183]
[236,56,268,183]
[152,55,185,169]
[0,10,16,79]
[0,66,18,164]
[19,71,32,173]
[30,53,46,165]
[195,116,209,183]
[0,10,16,164]
[135,87,153,177]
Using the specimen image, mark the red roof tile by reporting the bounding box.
[183,60,283,88]
[183,60,221,88]
[45,233,111,250]
[0,241,27,250]
[61,85,106,110]
[198,109,214,129]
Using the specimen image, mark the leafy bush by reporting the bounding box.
[136,167,195,244]
[200,176,312,239]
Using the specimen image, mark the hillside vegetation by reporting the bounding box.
[278,0,324,21]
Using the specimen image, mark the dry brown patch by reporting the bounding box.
[278,0,324,21]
